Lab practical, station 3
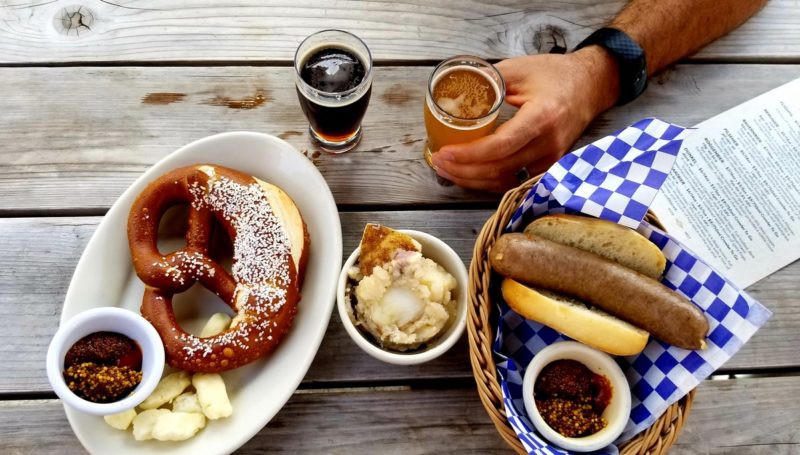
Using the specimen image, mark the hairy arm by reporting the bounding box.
[613,0,767,75]
[433,0,767,192]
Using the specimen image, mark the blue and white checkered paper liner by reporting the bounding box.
[494,118,773,454]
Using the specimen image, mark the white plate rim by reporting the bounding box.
[59,131,342,454]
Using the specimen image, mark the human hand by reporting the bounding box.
[431,47,620,192]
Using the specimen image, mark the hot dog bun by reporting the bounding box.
[524,214,666,279]
[502,279,649,356]
[491,233,708,350]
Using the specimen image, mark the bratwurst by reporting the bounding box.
[491,233,708,350]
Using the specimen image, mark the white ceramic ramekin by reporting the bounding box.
[522,341,631,452]
[46,307,165,415]
[337,229,468,365]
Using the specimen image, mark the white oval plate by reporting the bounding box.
[60,132,342,455]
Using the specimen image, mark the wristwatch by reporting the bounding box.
[575,27,647,105]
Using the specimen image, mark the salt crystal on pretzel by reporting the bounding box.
[127,164,309,373]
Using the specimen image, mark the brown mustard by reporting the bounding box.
[63,362,143,403]
[534,359,612,438]
[63,332,143,403]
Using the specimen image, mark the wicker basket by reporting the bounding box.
[467,176,695,455]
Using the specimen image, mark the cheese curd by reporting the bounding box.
[348,249,457,351]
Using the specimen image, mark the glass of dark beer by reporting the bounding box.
[294,30,373,153]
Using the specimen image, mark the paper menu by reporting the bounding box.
[651,78,800,289]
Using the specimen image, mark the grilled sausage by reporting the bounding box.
[490,233,708,350]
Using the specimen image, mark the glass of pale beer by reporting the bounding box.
[423,55,505,167]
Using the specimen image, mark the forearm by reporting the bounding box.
[575,0,766,117]
[612,0,767,75]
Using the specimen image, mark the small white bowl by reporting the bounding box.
[522,341,631,452]
[46,307,165,415]
[336,229,468,365]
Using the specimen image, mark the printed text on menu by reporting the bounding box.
[652,78,800,288]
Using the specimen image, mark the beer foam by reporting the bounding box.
[301,47,365,92]
[433,67,498,119]
[436,94,466,118]
[296,42,372,108]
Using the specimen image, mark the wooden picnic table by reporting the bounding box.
[1,1,798,453]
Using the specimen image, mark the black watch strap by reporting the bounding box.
[575,27,647,106]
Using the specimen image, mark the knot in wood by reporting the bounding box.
[53,5,95,37]
[533,25,567,54]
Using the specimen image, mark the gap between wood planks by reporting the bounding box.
[1,57,800,68]
[0,59,441,68]
[0,377,477,402]
[0,201,503,219]
[5,368,800,403]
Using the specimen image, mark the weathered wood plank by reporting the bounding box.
[0,211,487,394]
[0,65,494,212]
[2,64,800,212]
[0,0,794,64]
[671,375,800,454]
[0,389,503,455]
[0,214,797,394]
[1,376,799,454]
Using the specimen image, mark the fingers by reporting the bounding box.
[436,152,558,193]
[504,94,527,107]
[434,136,563,192]
[433,102,544,165]
[435,141,541,181]
[494,58,528,88]
[435,168,518,193]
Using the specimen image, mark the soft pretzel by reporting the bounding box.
[127,164,309,372]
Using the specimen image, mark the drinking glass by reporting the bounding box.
[423,55,505,167]
[294,30,373,153]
